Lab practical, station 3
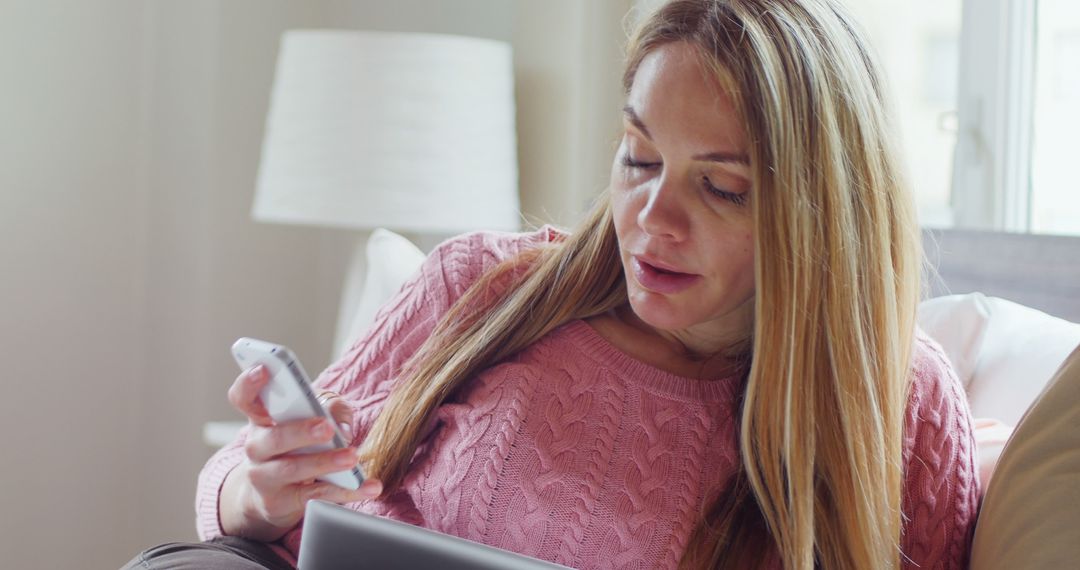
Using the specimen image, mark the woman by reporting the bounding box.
[125,0,978,568]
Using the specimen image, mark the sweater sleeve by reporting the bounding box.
[194,228,557,541]
[899,331,981,570]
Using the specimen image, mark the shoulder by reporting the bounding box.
[909,328,958,386]
[904,328,971,432]
[429,224,565,270]
[899,327,980,568]
[424,225,566,304]
[903,326,976,470]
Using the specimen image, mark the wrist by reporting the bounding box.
[221,461,291,542]
[218,461,249,536]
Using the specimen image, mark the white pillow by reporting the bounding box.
[332,228,425,359]
[917,293,1080,425]
[917,293,992,390]
[969,296,1080,425]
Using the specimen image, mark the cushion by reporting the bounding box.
[332,228,425,359]
[917,293,991,390]
[917,293,1080,425]
[971,418,1013,499]
[970,296,1080,425]
[969,342,1080,569]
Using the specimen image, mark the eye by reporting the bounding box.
[620,154,660,170]
[702,176,748,207]
[622,153,749,207]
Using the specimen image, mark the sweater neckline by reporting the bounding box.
[556,319,744,403]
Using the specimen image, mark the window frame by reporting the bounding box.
[950,0,1038,232]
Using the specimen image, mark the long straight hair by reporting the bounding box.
[359,1,922,568]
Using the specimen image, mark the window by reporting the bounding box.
[849,0,1080,235]
[1031,0,1080,235]
[842,0,963,228]
[947,0,1080,234]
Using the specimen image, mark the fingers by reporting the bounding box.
[301,478,384,507]
[249,446,364,488]
[226,376,377,535]
[255,478,383,528]
[244,417,336,463]
[227,365,274,427]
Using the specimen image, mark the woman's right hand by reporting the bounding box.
[218,364,383,541]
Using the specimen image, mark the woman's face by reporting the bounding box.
[611,41,755,340]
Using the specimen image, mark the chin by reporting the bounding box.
[627,285,755,335]
[626,290,698,331]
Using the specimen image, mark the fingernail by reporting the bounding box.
[338,422,353,442]
[248,365,263,381]
[311,419,331,438]
[335,448,359,466]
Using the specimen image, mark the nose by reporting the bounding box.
[637,175,690,241]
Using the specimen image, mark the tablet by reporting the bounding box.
[298,500,572,569]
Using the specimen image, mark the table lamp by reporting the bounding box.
[253,30,520,358]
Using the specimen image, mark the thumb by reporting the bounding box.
[323,396,356,443]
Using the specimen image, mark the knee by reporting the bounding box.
[119,538,280,570]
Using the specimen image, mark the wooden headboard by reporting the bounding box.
[922,228,1080,322]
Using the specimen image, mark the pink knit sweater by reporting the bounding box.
[196,227,980,569]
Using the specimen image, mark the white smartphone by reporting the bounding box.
[231,337,364,490]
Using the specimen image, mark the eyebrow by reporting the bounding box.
[622,105,750,166]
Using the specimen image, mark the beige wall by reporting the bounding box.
[514,1,631,227]
[0,0,147,566]
[0,0,630,567]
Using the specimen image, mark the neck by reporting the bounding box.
[619,305,747,355]
[596,304,752,380]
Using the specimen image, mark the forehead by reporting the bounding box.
[626,41,746,151]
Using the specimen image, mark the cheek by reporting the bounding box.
[739,231,753,259]
[609,186,638,240]
[709,231,755,288]
[736,233,755,290]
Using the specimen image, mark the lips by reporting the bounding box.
[631,256,701,294]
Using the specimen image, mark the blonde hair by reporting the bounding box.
[360,1,921,569]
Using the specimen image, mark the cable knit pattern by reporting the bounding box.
[194,227,979,569]
[663,402,713,568]
[899,331,981,569]
[466,365,534,541]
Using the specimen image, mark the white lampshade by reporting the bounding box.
[253,30,520,233]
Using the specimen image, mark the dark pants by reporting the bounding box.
[121,536,294,570]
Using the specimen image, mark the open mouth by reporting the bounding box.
[644,262,685,276]
[632,257,701,294]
